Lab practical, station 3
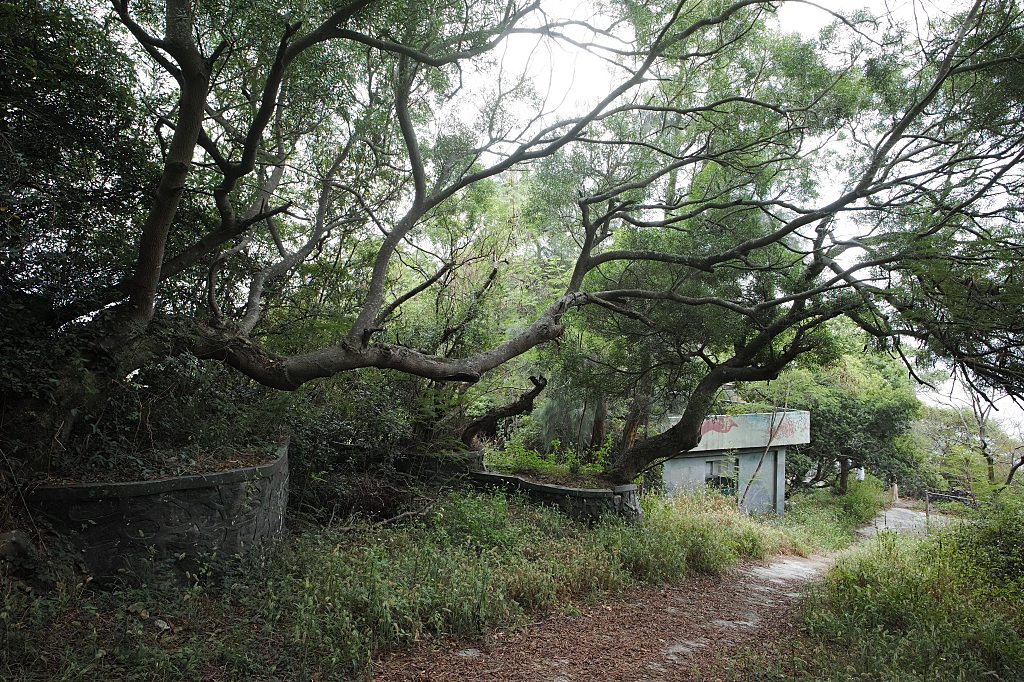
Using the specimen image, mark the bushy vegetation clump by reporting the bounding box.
[1,486,868,681]
[784,476,890,551]
[483,436,616,485]
[794,502,1024,681]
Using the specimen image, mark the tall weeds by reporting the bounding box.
[784,477,889,551]
[3,486,874,681]
[795,502,1024,681]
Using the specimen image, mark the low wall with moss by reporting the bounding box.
[27,440,289,582]
[469,471,642,523]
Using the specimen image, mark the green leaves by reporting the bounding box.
[744,339,923,488]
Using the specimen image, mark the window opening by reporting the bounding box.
[705,457,738,497]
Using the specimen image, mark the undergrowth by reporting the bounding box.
[784,476,889,551]
[2,486,879,681]
[791,501,1024,681]
[483,438,615,486]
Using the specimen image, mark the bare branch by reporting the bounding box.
[374,263,454,327]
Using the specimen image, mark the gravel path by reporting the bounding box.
[856,502,949,538]
[373,502,944,681]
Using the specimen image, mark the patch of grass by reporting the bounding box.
[2,484,881,681]
[782,477,889,552]
[596,490,775,583]
[789,503,1024,681]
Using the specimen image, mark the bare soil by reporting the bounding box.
[373,555,821,681]
[373,502,948,681]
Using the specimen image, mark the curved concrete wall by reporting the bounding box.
[27,440,289,582]
[469,471,642,523]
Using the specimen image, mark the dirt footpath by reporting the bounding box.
[374,564,811,681]
[373,503,941,681]
[856,501,948,538]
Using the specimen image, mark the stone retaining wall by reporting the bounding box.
[27,439,289,582]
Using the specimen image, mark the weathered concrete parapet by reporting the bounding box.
[469,471,642,523]
[614,484,643,519]
[26,439,289,582]
[691,410,811,451]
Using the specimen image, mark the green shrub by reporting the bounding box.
[954,500,1024,585]
[594,489,790,581]
[431,490,521,549]
[783,478,888,551]
[484,439,555,478]
[482,438,613,485]
[836,475,889,525]
[796,508,1024,681]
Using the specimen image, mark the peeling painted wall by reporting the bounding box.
[662,411,809,515]
[690,411,810,452]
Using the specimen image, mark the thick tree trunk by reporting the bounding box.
[2,292,571,470]
[620,405,643,454]
[589,398,607,450]
[190,296,575,388]
[602,348,801,484]
[1,1,218,472]
[618,368,654,456]
[1005,454,1024,487]
[127,0,211,325]
[604,370,726,484]
[811,458,823,483]
[128,77,208,323]
[839,457,851,494]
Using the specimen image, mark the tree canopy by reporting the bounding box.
[4,0,1024,482]
[742,345,924,492]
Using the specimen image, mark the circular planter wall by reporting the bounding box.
[27,439,289,582]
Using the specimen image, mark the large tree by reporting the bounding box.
[535,0,1024,482]
[4,0,1024,483]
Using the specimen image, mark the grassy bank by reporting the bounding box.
[2,485,883,681]
[792,502,1024,681]
[784,478,891,551]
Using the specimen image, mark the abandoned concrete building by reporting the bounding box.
[662,410,811,515]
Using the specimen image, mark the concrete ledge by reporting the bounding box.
[27,440,290,501]
[469,471,642,523]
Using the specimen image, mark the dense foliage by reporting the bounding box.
[0,487,884,680]
[3,0,1024,484]
[797,503,1024,681]
[0,0,157,400]
[742,346,926,492]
